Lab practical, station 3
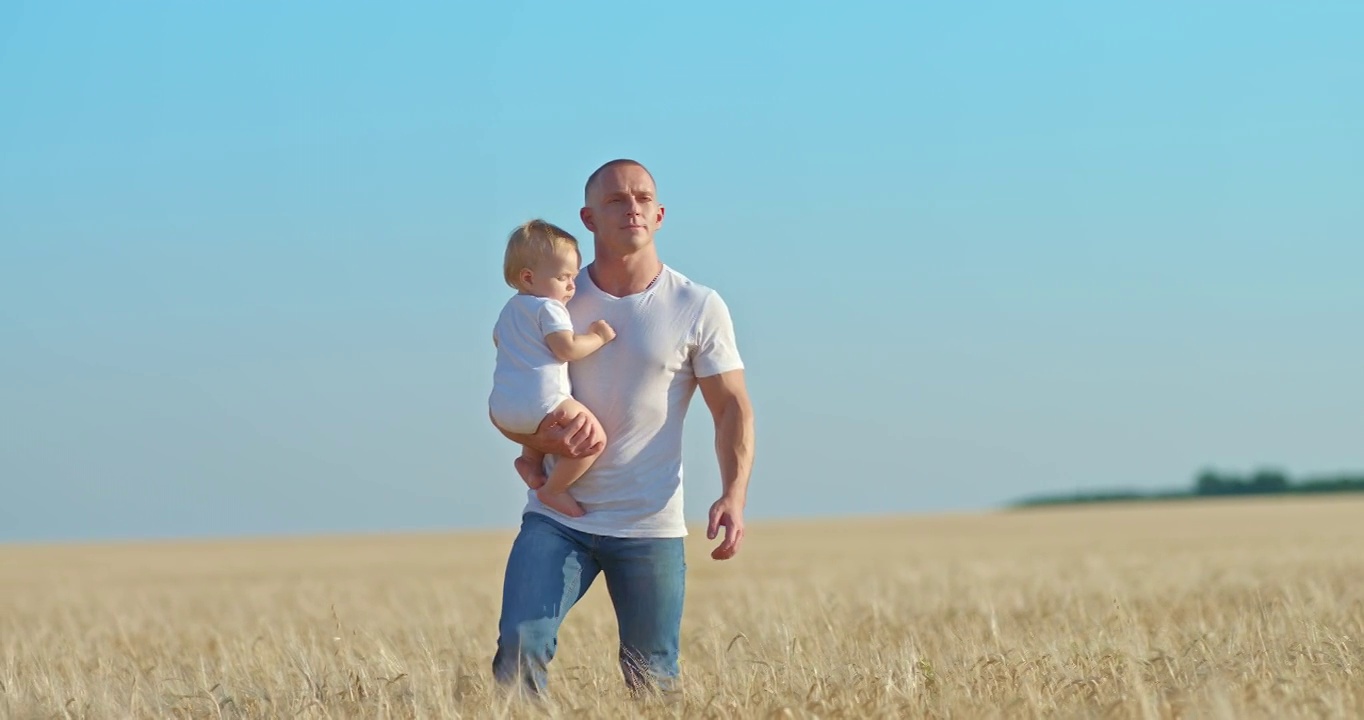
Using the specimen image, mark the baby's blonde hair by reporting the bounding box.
[502,219,581,290]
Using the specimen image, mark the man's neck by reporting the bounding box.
[589,246,663,298]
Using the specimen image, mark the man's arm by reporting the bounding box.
[697,368,755,560]
[489,407,604,458]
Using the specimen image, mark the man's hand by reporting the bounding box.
[491,407,604,459]
[707,494,745,560]
[536,406,605,458]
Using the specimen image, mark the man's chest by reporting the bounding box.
[569,296,696,376]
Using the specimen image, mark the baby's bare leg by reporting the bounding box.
[536,398,606,518]
[514,446,546,490]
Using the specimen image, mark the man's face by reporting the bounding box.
[580,163,665,253]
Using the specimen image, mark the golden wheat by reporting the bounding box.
[3,496,1362,719]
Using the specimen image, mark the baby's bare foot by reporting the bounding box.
[514,457,546,490]
[537,487,585,518]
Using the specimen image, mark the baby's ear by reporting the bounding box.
[519,268,534,287]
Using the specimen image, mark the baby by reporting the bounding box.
[488,219,614,518]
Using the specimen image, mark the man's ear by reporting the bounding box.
[580,206,596,233]
[655,204,666,229]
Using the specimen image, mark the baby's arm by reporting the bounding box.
[545,320,617,362]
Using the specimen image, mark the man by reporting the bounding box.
[489,158,755,696]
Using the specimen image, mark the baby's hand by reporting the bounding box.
[590,320,617,342]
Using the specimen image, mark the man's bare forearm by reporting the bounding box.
[714,394,755,502]
[490,410,548,453]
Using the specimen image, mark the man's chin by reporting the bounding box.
[606,233,653,251]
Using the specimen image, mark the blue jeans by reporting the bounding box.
[491,511,686,696]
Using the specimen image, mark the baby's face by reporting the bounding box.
[525,247,580,304]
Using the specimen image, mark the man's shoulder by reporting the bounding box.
[659,266,723,306]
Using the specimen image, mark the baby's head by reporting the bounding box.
[503,219,582,304]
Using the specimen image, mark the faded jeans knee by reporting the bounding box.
[492,618,558,694]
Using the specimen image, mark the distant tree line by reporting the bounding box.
[1010,468,1364,508]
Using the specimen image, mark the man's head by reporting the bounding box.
[580,159,665,255]
[502,219,582,304]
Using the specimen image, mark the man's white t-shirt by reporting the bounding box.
[488,294,574,434]
[529,265,744,538]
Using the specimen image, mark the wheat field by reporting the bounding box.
[2,496,1362,719]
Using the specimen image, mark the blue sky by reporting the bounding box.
[2,1,1361,543]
